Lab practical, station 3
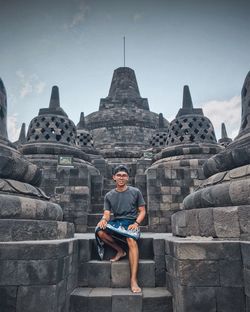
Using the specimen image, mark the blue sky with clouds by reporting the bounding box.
[0,0,250,141]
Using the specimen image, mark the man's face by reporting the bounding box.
[113,171,129,186]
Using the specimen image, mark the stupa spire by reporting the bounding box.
[176,85,203,117]
[182,85,193,109]
[49,86,60,110]
[39,86,67,117]
[159,113,165,129]
[221,123,228,139]
[77,112,86,129]
[0,78,8,141]
[18,123,26,144]
[237,71,250,139]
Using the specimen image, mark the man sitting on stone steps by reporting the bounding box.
[96,164,146,293]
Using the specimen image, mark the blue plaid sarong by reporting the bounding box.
[95,219,140,260]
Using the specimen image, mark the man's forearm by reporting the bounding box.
[135,206,146,224]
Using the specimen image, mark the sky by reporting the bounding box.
[0,0,250,142]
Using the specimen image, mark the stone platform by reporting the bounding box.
[70,233,173,312]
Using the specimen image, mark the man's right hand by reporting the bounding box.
[97,218,108,229]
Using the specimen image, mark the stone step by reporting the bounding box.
[77,236,154,262]
[70,287,173,312]
[79,260,155,288]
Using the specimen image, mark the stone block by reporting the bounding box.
[153,239,165,256]
[244,268,250,297]
[88,288,112,312]
[142,288,173,312]
[16,285,57,312]
[70,288,90,312]
[112,288,142,312]
[198,208,216,237]
[177,260,220,287]
[213,207,240,238]
[0,286,17,312]
[87,260,111,287]
[219,260,243,286]
[238,205,250,235]
[175,285,216,312]
[241,242,250,269]
[138,260,155,287]
[111,261,130,287]
[78,239,91,262]
[186,210,200,236]
[216,287,245,312]
[154,255,166,286]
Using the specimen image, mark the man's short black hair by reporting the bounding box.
[113,165,129,175]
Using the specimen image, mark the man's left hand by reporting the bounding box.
[128,223,139,231]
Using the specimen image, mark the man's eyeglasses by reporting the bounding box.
[115,173,128,178]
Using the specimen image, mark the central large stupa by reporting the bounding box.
[85,67,168,159]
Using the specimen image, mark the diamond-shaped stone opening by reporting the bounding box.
[210,136,214,140]
[55,122,60,127]
[34,118,38,122]
[184,129,189,135]
[56,135,61,141]
[45,134,50,140]
[194,128,199,134]
[69,132,73,137]
[31,129,36,134]
[41,128,45,133]
[46,122,50,127]
[179,136,184,142]
[189,134,195,142]
[61,129,65,135]
[51,128,55,134]
[183,118,188,122]
[60,118,65,123]
[200,134,205,140]
[36,122,40,127]
[179,124,183,129]
[65,124,69,130]
[171,138,175,143]
[201,117,205,122]
[35,135,39,140]
[67,137,70,142]
[198,122,203,127]
[51,117,55,121]
[193,117,197,122]
[41,117,45,122]
[204,129,208,133]
[174,131,179,136]
[188,122,193,128]
[176,120,179,124]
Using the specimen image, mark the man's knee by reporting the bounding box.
[127,238,138,249]
[97,230,105,239]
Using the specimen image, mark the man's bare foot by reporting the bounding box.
[131,281,141,293]
[110,250,126,262]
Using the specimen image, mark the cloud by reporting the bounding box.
[200,95,241,140]
[7,114,21,142]
[65,0,90,30]
[133,13,144,23]
[16,70,46,99]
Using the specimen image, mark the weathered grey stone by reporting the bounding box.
[88,288,112,312]
[0,286,17,312]
[219,260,243,287]
[87,260,111,287]
[177,260,219,287]
[16,285,57,312]
[142,288,173,312]
[70,288,90,312]
[216,287,245,312]
[111,261,130,287]
[112,288,142,312]
[175,285,216,312]
[213,207,240,238]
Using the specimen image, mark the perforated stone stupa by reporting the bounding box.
[146,85,222,232]
[168,71,250,312]
[20,86,101,232]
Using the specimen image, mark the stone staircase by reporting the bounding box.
[70,233,173,312]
